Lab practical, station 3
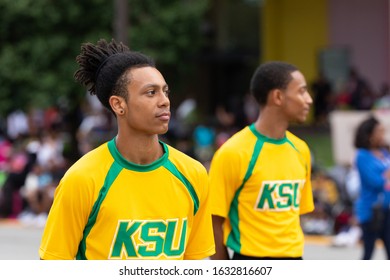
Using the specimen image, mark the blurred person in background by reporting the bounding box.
[0,140,37,218]
[311,71,333,125]
[347,68,375,110]
[17,127,67,227]
[353,115,390,259]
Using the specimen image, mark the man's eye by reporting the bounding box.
[147,90,156,95]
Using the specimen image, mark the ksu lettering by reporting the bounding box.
[109,218,187,259]
[255,180,305,211]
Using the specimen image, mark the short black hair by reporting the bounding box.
[250,61,298,106]
[74,38,155,112]
[354,115,379,149]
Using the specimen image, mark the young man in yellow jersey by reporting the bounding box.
[209,61,314,260]
[39,39,215,260]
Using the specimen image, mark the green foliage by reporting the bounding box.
[129,0,208,65]
[0,0,113,115]
[128,0,209,94]
[0,0,209,117]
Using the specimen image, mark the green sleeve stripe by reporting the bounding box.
[163,160,199,215]
[286,138,298,151]
[226,138,263,253]
[286,138,308,172]
[76,161,123,260]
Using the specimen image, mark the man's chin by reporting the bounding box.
[158,128,169,135]
[294,117,309,125]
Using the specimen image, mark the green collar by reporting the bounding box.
[107,138,169,172]
[249,123,288,144]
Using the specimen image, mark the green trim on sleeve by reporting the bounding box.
[286,138,298,151]
[163,160,199,215]
[286,137,308,173]
[76,161,123,260]
[226,137,264,253]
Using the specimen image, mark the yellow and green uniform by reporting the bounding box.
[39,138,215,260]
[209,124,314,258]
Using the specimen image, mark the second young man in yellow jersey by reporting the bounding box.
[209,61,314,260]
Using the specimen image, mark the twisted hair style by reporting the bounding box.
[74,38,155,112]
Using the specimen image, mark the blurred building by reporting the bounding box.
[262,0,389,96]
[193,0,389,122]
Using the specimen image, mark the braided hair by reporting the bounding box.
[74,39,155,112]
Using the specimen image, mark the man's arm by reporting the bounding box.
[210,215,230,260]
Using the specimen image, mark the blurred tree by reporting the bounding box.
[0,0,112,115]
[129,0,208,66]
[0,0,209,161]
[0,0,209,114]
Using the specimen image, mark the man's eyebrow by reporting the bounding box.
[141,83,168,89]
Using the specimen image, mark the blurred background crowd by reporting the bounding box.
[1,0,390,250]
[0,72,389,240]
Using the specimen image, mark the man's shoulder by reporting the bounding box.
[218,126,254,149]
[66,142,111,175]
[286,131,309,147]
[285,131,311,157]
[166,144,206,171]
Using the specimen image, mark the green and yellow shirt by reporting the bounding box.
[209,124,314,258]
[39,139,215,260]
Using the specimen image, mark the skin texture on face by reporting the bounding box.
[280,70,313,124]
[122,66,170,136]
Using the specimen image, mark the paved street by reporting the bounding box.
[0,219,387,260]
[0,219,42,260]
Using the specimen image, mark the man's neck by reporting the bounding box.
[115,133,163,165]
[254,109,288,139]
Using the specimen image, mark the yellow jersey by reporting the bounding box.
[39,139,215,260]
[209,124,314,258]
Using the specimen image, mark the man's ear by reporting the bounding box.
[109,95,126,115]
[269,89,284,106]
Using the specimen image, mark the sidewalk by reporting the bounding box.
[305,234,386,260]
[0,218,43,260]
[0,219,387,260]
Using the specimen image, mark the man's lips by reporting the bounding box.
[156,112,171,121]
